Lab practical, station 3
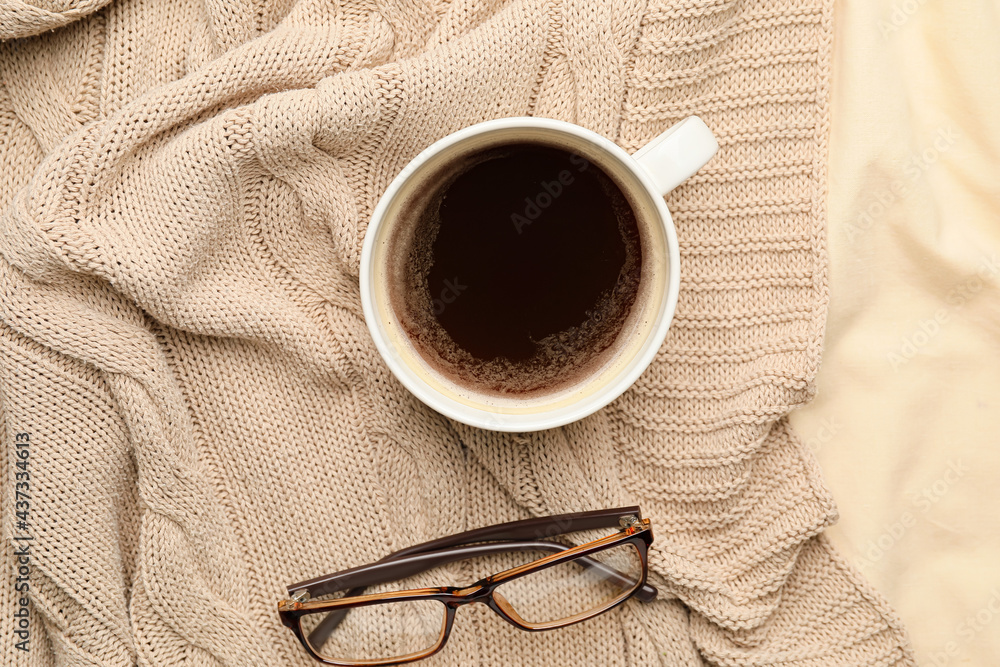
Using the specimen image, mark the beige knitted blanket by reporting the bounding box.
[0,1,914,665]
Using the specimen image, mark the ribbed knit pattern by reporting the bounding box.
[0,0,914,665]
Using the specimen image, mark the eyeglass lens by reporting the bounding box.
[493,541,642,626]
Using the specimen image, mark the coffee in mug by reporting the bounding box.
[387,143,644,396]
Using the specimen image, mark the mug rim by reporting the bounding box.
[360,117,681,432]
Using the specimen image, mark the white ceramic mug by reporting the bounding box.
[360,116,718,432]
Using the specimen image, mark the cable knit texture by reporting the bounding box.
[0,0,914,665]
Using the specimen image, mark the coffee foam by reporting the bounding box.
[385,142,647,397]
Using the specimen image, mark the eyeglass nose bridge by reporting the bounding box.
[449,582,493,604]
[445,581,527,631]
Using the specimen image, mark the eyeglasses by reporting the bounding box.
[278,507,656,665]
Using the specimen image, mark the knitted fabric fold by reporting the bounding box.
[0,0,914,665]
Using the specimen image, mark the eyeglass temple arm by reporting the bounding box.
[288,506,651,598]
[300,539,656,599]
[304,539,655,648]
[382,506,644,561]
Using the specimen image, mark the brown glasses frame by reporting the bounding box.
[278,507,656,666]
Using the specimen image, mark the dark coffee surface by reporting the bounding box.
[393,143,642,395]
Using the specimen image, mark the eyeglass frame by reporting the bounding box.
[277,506,657,666]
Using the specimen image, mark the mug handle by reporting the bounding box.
[632,116,719,196]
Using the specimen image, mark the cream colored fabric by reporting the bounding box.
[0,1,913,665]
[788,2,1000,666]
